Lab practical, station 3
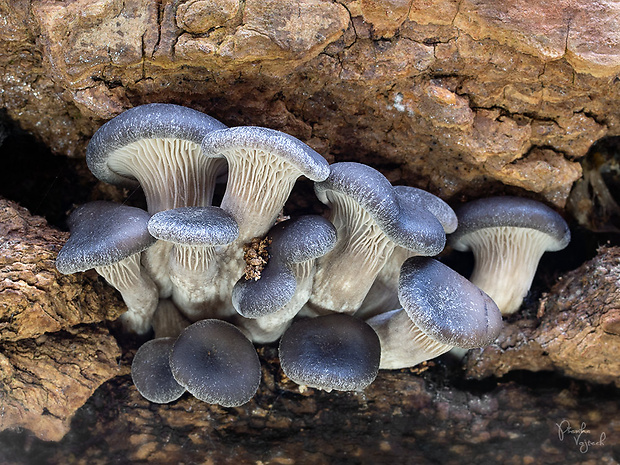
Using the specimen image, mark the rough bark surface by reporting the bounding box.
[0,325,121,442]
[2,0,619,206]
[464,246,620,387]
[0,198,125,342]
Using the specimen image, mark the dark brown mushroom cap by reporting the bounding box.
[393,185,458,234]
[56,201,155,274]
[169,319,261,407]
[147,206,238,246]
[398,257,502,349]
[315,162,445,255]
[86,103,226,187]
[449,196,570,252]
[201,126,330,182]
[131,337,186,404]
[232,215,336,318]
[278,314,381,391]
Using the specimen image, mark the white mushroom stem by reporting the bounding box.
[94,253,159,334]
[219,148,301,241]
[141,240,173,298]
[239,260,316,343]
[366,309,453,369]
[310,192,395,314]
[151,299,192,339]
[461,227,559,315]
[108,138,224,214]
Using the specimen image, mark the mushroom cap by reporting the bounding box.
[87,103,227,187]
[232,264,297,318]
[278,314,381,391]
[393,185,458,234]
[147,206,239,246]
[201,126,330,182]
[131,337,186,404]
[449,196,570,252]
[169,319,261,407]
[56,201,155,274]
[269,215,337,264]
[398,257,502,349]
[315,162,446,255]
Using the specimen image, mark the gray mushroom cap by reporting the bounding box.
[449,196,570,252]
[201,126,330,182]
[131,337,186,404]
[278,314,381,391]
[169,319,261,407]
[147,206,239,246]
[56,201,155,274]
[86,103,227,187]
[315,162,445,255]
[393,185,458,234]
[398,257,502,349]
[232,215,337,319]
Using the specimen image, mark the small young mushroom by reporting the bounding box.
[358,185,458,318]
[366,257,502,369]
[147,206,239,320]
[233,215,337,343]
[278,313,381,392]
[448,196,571,315]
[308,162,446,315]
[131,337,186,404]
[55,201,158,334]
[169,319,261,407]
[201,126,330,241]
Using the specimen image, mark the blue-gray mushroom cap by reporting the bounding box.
[86,103,227,186]
[201,126,330,182]
[393,185,458,234]
[449,196,570,252]
[398,257,502,349]
[232,264,297,318]
[269,215,337,264]
[56,201,155,274]
[148,206,239,246]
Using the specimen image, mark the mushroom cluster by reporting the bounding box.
[57,103,567,406]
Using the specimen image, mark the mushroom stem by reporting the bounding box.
[95,253,159,334]
[366,309,453,369]
[463,227,559,315]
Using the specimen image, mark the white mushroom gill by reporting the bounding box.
[219,148,302,240]
[108,138,224,214]
[310,191,396,314]
[459,226,560,315]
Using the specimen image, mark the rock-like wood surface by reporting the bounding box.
[2,0,619,206]
[465,246,620,387]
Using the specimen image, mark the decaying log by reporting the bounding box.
[465,246,620,387]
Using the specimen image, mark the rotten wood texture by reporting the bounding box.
[3,0,620,206]
[0,325,121,442]
[464,246,620,387]
[1,347,619,464]
[0,198,126,342]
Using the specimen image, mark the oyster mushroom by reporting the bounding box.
[233,215,337,343]
[449,196,571,315]
[86,103,227,298]
[358,185,458,317]
[366,257,502,369]
[55,201,158,334]
[131,337,186,404]
[278,313,381,391]
[201,126,330,241]
[147,206,239,320]
[308,162,446,315]
[169,319,261,407]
